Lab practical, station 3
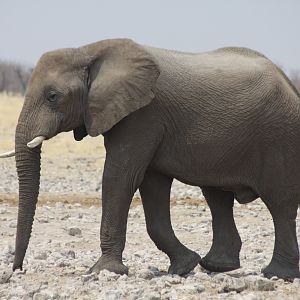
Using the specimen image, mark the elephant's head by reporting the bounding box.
[1,39,159,271]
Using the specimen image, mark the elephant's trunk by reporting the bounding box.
[13,122,41,271]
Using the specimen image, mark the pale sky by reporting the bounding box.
[1,0,300,72]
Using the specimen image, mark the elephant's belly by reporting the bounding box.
[150,143,232,187]
[150,149,258,204]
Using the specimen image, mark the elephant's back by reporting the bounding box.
[144,45,299,109]
[144,45,275,107]
[143,45,270,75]
[213,46,268,59]
[143,45,276,100]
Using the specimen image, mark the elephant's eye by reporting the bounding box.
[47,91,58,103]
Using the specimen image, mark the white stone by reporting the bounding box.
[34,251,48,260]
[245,276,275,291]
[219,277,247,293]
[292,278,300,287]
[147,291,161,300]
[0,208,7,214]
[8,220,17,228]
[177,283,205,293]
[81,272,98,283]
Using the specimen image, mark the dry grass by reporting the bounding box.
[0,193,206,207]
[0,92,106,159]
[0,93,23,144]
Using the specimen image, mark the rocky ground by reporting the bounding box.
[0,194,300,300]
[1,94,300,299]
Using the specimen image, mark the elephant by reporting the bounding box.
[1,38,299,280]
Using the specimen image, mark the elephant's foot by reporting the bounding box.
[262,258,300,281]
[200,250,240,272]
[87,255,128,275]
[168,249,201,276]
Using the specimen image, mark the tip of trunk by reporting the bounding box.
[13,245,26,271]
[13,242,27,271]
[12,261,23,271]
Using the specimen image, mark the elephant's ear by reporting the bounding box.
[81,39,160,136]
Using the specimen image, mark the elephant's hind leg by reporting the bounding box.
[140,169,201,275]
[200,187,242,272]
[261,196,299,280]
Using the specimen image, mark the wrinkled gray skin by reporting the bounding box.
[13,39,300,279]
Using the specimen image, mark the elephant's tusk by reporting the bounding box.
[27,136,46,148]
[0,150,15,158]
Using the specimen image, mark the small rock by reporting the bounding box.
[270,276,279,281]
[226,268,258,278]
[60,250,75,259]
[0,269,13,284]
[194,271,210,280]
[177,283,205,293]
[165,275,182,285]
[4,244,14,256]
[199,206,206,212]
[68,227,82,236]
[99,269,121,280]
[138,268,155,280]
[8,285,27,298]
[34,251,48,260]
[79,260,91,268]
[55,202,65,209]
[213,273,228,283]
[160,288,169,295]
[256,258,266,265]
[8,220,17,228]
[117,274,128,282]
[33,290,58,300]
[81,272,98,283]
[101,289,123,300]
[219,277,247,293]
[292,278,300,287]
[37,217,49,223]
[0,208,7,214]
[237,293,263,300]
[57,260,70,268]
[60,214,70,220]
[9,269,26,283]
[245,276,275,291]
[168,289,179,300]
[26,284,43,298]
[147,291,161,300]
[254,278,275,291]
[148,265,160,274]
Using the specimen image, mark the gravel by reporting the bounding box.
[0,197,299,299]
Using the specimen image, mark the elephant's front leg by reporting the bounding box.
[88,165,139,275]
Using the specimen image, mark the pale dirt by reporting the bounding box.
[0,94,300,299]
